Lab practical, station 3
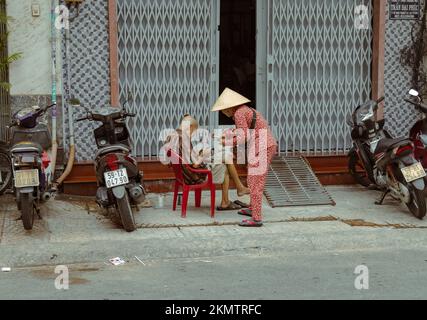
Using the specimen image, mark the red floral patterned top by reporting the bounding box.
[231,105,278,153]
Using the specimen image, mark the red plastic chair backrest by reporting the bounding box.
[167,149,185,183]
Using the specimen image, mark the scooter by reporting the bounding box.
[76,104,146,232]
[405,89,427,169]
[8,104,55,230]
[348,97,427,219]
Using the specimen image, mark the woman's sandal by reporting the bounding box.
[238,208,252,217]
[234,200,249,208]
[239,219,263,227]
[217,201,242,211]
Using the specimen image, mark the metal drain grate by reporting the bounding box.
[264,156,336,207]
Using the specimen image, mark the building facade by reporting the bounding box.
[4,0,424,165]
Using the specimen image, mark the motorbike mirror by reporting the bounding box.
[127,90,133,102]
[122,91,133,112]
[409,89,419,97]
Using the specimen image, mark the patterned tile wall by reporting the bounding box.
[384,0,425,137]
[61,0,111,161]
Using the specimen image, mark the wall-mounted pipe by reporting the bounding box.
[49,0,58,185]
[55,2,80,188]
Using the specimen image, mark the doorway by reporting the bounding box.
[219,0,256,125]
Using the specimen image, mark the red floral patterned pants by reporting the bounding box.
[247,146,277,221]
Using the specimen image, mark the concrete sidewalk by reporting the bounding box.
[1,186,427,268]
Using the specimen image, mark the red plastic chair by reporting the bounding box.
[167,149,216,218]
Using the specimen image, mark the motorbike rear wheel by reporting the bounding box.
[0,151,12,195]
[348,148,372,188]
[406,184,426,220]
[116,193,136,232]
[393,165,427,220]
[20,193,35,230]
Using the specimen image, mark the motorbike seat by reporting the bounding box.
[10,142,43,155]
[375,137,412,155]
[96,144,130,158]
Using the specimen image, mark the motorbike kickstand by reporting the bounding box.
[33,203,42,220]
[375,190,390,206]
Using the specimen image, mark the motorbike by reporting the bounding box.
[348,97,427,219]
[8,104,55,230]
[76,104,146,232]
[405,89,427,169]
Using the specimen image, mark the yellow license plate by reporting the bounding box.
[14,169,39,188]
[401,163,426,183]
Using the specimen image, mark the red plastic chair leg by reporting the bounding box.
[173,182,180,211]
[195,189,202,208]
[210,186,216,218]
[181,187,190,218]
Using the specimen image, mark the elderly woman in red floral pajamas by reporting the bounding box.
[212,88,278,227]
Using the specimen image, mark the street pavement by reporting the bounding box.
[0,186,427,299]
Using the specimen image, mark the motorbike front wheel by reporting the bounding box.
[0,151,12,195]
[348,148,371,188]
[20,193,35,230]
[116,193,136,232]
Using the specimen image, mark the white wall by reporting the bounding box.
[6,0,61,96]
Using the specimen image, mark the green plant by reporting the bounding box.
[0,12,22,91]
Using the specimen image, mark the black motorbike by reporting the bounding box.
[348,97,427,219]
[8,104,55,230]
[76,105,146,232]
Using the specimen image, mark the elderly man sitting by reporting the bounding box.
[165,114,249,211]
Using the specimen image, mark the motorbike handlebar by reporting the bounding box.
[404,98,418,106]
[7,120,17,129]
[35,103,56,116]
[75,110,135,123]
[405,98,427,113]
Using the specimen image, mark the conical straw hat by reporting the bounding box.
[211,88,251,112]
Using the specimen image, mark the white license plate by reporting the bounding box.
[401,163,427,183]
[14,169,39,188]
[104,168,129,188]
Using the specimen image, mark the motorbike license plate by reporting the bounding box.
[104,168,129,188]
[401,163,427,183]
[14,169,39,188]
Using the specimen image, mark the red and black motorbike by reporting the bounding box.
[406,89,427,169]
[76,104,146,232]
[348,97,427,219]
